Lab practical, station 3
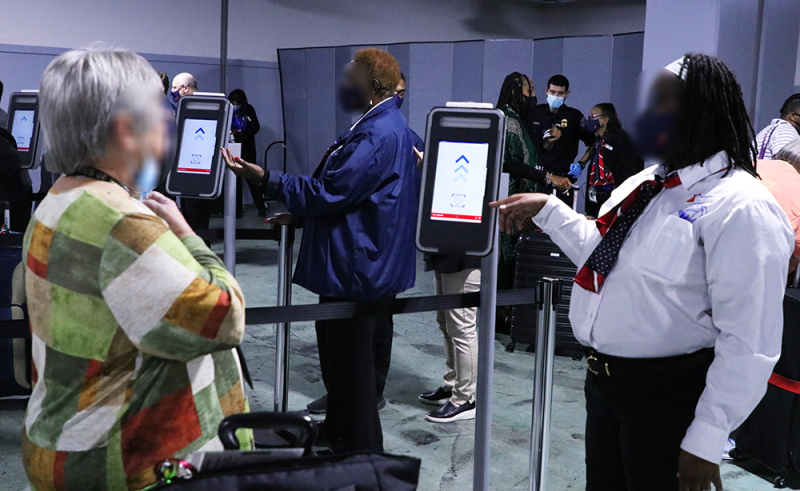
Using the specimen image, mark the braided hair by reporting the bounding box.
[497,72,532,123]
[676,53,757,177]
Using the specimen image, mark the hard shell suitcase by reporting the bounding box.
[733,288,800,488]
[149,412,422,490]
[508,229,583,359]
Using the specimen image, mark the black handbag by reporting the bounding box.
[148,412,421,491]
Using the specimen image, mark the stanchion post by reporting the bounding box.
[473,225,499,491]
[223,168,236,275]
[273,224,294,412]
[528,278,560,491]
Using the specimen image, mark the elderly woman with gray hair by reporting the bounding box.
[22,47,247,490]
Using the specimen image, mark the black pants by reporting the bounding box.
[315,296,394,452]
[584,351,713,491]
[374,315,393,400]
[240,177,266,214]
[182,197,216,231]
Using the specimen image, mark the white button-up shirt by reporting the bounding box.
[533,150,794,464]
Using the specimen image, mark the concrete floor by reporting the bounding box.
[0,209,784,489]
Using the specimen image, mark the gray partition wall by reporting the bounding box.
[278,34,645,210]
[0,44,284,197]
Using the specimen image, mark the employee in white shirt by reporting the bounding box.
[492,54,794,491]
[754,93,800,160]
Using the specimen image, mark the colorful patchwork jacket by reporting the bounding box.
[21,186,247,490]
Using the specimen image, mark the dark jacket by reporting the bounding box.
[231,103,260,163]
[587,130,643,188]
[266,100,418,300]
[0,127,32,232]
[529,103,594,176]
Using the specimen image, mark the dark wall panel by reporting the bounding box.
[278,49,308,176]
[303,48,337,177]
[408,43,454,137]
[532,38,563,98]
[562,36,613,117]
[482,40,533,104]
[452,41,485,103]
[610,32,644,129]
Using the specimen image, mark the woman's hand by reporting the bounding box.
[221,147,266,183]
[490,193,550,235]
[550,174,572,192]
[142,191,195,239]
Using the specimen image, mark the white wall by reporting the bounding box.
[1,0,646,62]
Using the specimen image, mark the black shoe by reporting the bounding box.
[425,400,476,423]
[258,209,267,218]
[308,393,385,415]
[418,387,452,406]
[307,394,327,415]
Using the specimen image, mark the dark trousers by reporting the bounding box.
[315,296,394,452]
[182,197,216,231]
[584,351,713,491]
[374,316,394,400]
[240,177,266,214]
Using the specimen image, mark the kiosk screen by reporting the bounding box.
[176,119,219,174]
[430,141,489,223]
[11,110,35,151]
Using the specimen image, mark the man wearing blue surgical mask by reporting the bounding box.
[529,74,594,206]
[169,72,197,112]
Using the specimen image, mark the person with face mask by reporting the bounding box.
[23,48,247,491]
[491,54,794,491]
[573,103,643,218]
[753,93,800,160]
[228,89,265,217]
[528,74,595,206]
[223,48,418,453]
[169,72,197,111]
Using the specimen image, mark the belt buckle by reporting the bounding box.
[587,355,611,377]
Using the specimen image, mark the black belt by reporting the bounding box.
[584,347,715,378]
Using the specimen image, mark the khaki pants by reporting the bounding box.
[435,269,481,406]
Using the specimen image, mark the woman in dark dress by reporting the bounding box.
[576,103,644,218]
[228,89,265,216]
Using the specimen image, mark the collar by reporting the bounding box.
[349,97,394,131]
[672,150,731,192]
[771,118,793,127]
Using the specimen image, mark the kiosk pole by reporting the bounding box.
[220,0,228,95]
[223,168,236,274]
[273,224,294,412]
[528,278,559,491]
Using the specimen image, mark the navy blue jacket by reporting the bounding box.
[266,100,418,300]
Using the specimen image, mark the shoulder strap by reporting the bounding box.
[758,123,782,159]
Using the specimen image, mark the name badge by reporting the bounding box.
[603,144,614,151]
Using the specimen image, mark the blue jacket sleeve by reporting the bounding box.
[266,131,392,217]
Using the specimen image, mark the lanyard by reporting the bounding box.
[70,167,138,198]
[758,123,782,160]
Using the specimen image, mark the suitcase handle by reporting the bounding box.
[218,412,318,455]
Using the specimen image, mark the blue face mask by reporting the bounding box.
[170,89,181,104]
[135,155,161,196]
[633,111,678,160]
[583,117,602,133]
[394,93,404,109]
[547,94,565,109]
[337,85,368,115]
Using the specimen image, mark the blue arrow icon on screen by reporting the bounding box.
[196,128,205,134]
[454,164,468,174]
[20,116,28,121]
[456,155,469,164]
[454,174,468,183]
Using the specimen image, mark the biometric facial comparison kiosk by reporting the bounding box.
[7,91,42,169]
[166,94,234,199]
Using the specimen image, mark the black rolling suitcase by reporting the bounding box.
[149,412,421,490]
[508,229,583,359]
[734,288,800,488]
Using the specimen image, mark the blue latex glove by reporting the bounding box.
[568,162,583,179]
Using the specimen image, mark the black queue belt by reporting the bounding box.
[0,320,30,339]
[245,288,540,325]
[195,228,279,242]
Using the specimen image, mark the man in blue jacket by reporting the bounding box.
[223,48,418,452]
